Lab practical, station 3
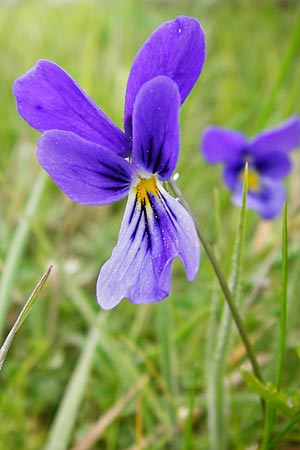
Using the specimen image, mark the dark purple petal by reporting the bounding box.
[249,116,300,156]
[13,60,131,157]
[231,178,286,220]
[124,16,205,136]
[37,130,134,205]
[254,151,292,179]
[132,76,180,180]
[222,162,244,190]
[97,180,200,309]
[201,127,247,164]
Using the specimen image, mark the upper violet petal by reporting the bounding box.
[201,126,247,164]
[132,76,180,180]
[124,16,205,136]
[249,116,300,156]
[254,151,292,179]
[13,60,131,157]
[97,180,199,309]
[37,130,134,205]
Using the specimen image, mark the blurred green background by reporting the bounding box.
[0,0,299,449]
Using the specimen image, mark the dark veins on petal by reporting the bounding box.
[129,188,179,259]
[130,196,152,251]
[140,135,168,175]
[96,159,132,184]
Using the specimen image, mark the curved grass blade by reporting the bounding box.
[0,265,52,371]
[0,170,48,338]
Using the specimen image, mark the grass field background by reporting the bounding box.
[0,0,300,449]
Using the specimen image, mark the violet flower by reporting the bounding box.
[13,16,205,309]
[201,117,300,219]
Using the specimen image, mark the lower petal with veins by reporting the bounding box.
[97,179,200,309]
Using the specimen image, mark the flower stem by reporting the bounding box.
[168,178,264,388]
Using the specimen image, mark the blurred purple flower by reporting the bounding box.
[13,16,205,309]
[201,117,300,219]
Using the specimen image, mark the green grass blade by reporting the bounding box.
[43,324,100,450]
[276,203,288,390]
[0,170,48,339]
[0,265,52,371]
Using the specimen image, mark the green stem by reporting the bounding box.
[168,178,264,387]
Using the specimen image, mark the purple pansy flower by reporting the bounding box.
[201,117,300,219]
[13,16,205,309]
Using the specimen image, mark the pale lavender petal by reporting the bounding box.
[250,116,300,156]
[231,178,286,220]
[37,130,134,205]
[97,180,200,309]
[124,16,205,136]
[13,60,131,157]
[132,76,180,180]
[201,127,247,164]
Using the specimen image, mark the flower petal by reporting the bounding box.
[249,116,300,156]
[222,149,292,190]
[97,181,200,309]
[254,151,292,179]
[231,178,286,220]
[222,162,244,189]
[13,60,131,157]
[124,16,205,136]
[37,130,134,205]
[132,76,180,180]
[201,127,247,164]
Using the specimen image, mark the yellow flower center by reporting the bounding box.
[240,169,260,192]
[134,175,158,207]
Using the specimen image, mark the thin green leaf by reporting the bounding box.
[240,369,295,418]
[0,265,52,371]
